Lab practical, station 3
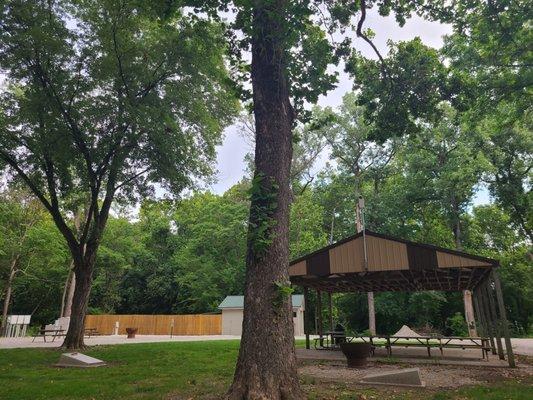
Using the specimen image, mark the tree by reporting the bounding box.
[173,191,249,313]
[442,0,532,241]
[0,190,45,334]
[0,0,236,348]
[0,190,69,329]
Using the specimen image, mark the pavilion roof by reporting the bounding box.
[289,230,497,293]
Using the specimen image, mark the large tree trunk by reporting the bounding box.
[62,262,93,349]
[1,256,19,336]
[227,1,303,398]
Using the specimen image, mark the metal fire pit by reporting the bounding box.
[340,342,372,367]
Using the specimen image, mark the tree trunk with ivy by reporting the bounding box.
[226,1,304,399]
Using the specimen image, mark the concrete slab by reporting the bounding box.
[55,352,106,368]
[296,348,511,368]
[360,367,425,387]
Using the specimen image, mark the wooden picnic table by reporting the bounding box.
[32,328,65,342]
[352,335,491,359]
[314,330,353,349]
[84,327,99,338]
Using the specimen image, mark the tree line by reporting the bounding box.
[2,89,531,336]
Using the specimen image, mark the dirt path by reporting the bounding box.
[299,359,533,389]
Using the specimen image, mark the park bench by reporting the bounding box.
[32,328,65,342]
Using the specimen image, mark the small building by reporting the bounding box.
[218,295,305,336]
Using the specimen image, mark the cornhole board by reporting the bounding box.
[55,352,106,368]
[360,368,425,388]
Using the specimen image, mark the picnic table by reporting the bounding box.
[32,328,65,342]
[353,335,491,359]
[84,327,99,338]
[314,330,352,349]
[314,333,491,359]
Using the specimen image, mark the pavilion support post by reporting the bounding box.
[478,281,497,355]
[316,290,323,339]
[492,270,516,368]
[303,287,310,350]
[474,286,496,354]
[485,280,505,360]
[472,289,485,337]
[328,292,333,332]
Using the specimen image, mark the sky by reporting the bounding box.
[208,11,491,205]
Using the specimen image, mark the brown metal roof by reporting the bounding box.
[289,230,497,293]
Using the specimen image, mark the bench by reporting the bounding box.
[32,328,65,342]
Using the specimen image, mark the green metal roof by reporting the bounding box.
[218,295,304,309]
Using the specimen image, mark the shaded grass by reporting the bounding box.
[0,340,530,400]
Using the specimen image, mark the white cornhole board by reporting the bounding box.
[55,353,106,368]
[360,368,425,388]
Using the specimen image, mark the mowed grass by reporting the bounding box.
[0,340,531,400]
[0,340,240,400]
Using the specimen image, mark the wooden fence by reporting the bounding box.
[85,314,222,336]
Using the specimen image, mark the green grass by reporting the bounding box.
[0,341,240,400]
[0,341,530,400]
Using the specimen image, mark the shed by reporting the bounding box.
[218,295,305,336]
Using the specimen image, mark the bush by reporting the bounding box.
[445,312,468,336]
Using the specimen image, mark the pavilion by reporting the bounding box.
[289,229,515,367]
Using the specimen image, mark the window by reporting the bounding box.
[293,311,297,318]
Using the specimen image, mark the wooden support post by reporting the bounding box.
[328,292,334,332]
[472,289,485,337]
[479,281,497,355]
[485,281,505,360]
[473,288,490,359]
[492,270,516,368]
[316,290,323,339]
[303,287,310,350]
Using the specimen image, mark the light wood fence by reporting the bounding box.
[85,314,222,335]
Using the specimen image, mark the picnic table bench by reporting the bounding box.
[32,328,65,342]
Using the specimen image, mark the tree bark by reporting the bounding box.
[226,1,303,398]
[1,256,19,336]
[61,261,93,349]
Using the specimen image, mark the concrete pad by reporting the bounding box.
[360,367,425,388]
[55,352,106,368]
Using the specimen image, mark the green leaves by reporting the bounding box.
[347,38,449,142]
[247,173,279,258]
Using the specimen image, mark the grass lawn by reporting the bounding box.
[1,340,531,400]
